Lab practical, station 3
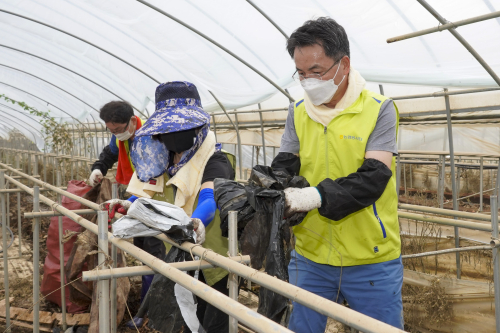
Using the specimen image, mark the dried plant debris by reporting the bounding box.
[403,276,454,332]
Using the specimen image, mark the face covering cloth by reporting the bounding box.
[160,128,198,153]
[300,61,345,106]
[304,68,366,127]
[115,118,136,141]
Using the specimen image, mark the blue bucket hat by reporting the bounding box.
[135,81,210,137]
[131,81,216,182]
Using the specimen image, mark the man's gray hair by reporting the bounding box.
[287,17,350,62]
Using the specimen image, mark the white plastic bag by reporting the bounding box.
[112,198,191,238]
[174,280,201,333]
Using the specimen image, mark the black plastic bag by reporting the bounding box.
[245,166,309,323]
[214,178,255,237]
[214,164,309,323]
[136,246,193,333]
[248,187,289,323]
[136,226,201,332]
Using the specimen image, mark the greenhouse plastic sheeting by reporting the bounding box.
[0,0,499,149]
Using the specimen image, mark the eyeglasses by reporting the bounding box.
[292,59,340,82]
[106,118,130,135]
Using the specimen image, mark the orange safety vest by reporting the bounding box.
[115,116,142,185]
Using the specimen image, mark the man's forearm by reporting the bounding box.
[316,158,392,221]
[91,145,118,175]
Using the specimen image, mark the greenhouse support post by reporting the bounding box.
[16,156,21,258]
[245,0,289,39]
[396,154,401,197]
[33,186,40,333]
[416,0,500,86]
[387,10,500,43]
[0,44,147,118]
[228,211,238,333]
[391,87,500,101]
[480,157,484,211]
[251,146,254,167]
[83,256,251,280]
[0,9,161,84]
[71,148,74,181]
[403,162,407,196]
[3,172,297,333]
[209,90,243,179]
[57,172,67,331]
[135,0,294,102]
[0,161,407,333]
[97,210,110,333]
[409,164,412,188]
[34,153,38,180]
[211,115,218,142]
[5,178,9,231]
[16,181,21,258]
[258,103,267,166]
[491,196,500,333]
[111,183,118,333]
[43,155,47,182]
[444,89,461,279]
[27,152,31,186]
[0,170,10,332]
[497,158,500,207]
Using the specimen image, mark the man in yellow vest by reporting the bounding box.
[272,17,403,330]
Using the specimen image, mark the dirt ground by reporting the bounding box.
[0,187,495,333]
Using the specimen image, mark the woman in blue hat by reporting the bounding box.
[104,81,235,332]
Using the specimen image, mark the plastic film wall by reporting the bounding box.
[0,0,499,152]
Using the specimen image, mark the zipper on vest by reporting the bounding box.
[372,203,387,238]
[324,126,329,177]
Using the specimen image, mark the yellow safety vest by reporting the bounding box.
[293,89,401,266]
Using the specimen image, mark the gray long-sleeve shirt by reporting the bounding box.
[279,99,398,155]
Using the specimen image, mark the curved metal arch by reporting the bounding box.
[0,44,148,117]
[185,0,279,78]
[416,0,500,86]
[3,4,223,101]
[0,9,160,84]
[0,122,30,140]
[0,122,37,143]
[0,110,41,142]
[66,1,228,91]
[0,81,93,133]
[0,63,100,114]
[385,0,441,66]
[245,0,289,39]
[0,114,41,141]
[136,0,294,102]
[0,102,46,135]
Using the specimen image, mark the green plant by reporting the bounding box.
[0,94,74,153]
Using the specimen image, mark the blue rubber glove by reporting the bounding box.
[127,195,138,203]
[192,188,217,227]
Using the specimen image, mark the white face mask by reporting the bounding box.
[300,63,346,106]
[114,120,135,141]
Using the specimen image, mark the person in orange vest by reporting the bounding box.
[90,101,165,328]
[89,101,142,187]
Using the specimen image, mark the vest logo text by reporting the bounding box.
[339,135,363,141]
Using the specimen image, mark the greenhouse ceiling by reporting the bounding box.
[0,0,499,146]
